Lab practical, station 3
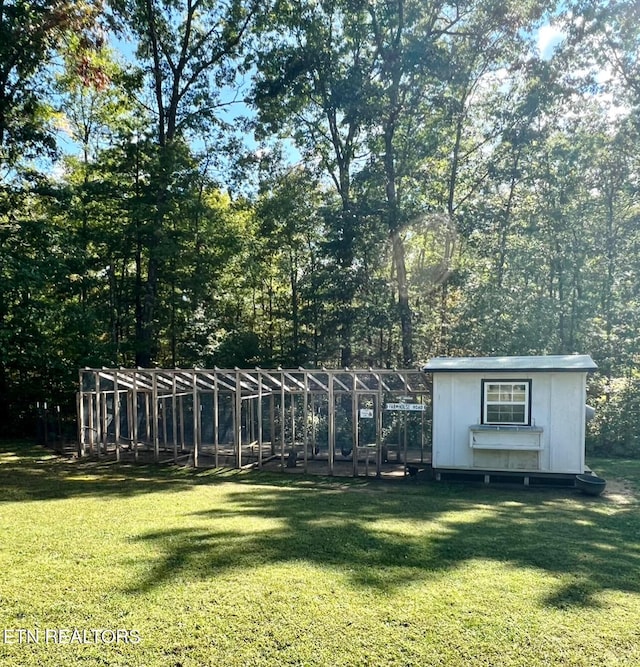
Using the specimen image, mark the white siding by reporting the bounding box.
[432,374,453,468]
[431,370,587,474]
[547,373,585,473]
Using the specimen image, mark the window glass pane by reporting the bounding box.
[486,385,500,399]
[499,388,512,401]
[485,383,528,403]
[486,405,526,424]
[484,381,528,424]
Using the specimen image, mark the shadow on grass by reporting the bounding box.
[0,441,203,500]
[0,441,379,501]
[126,482,640,610]
[3,441,640,610]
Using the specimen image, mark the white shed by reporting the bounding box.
[424,355,597,479]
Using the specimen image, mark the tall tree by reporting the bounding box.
[253,165,325,365]
[254,0,555,366]
[0,0,101,431]
[111,0,265,366]
[55,35,139,364]
[0,0,99,166]
[364,0,554,364]
[254,0,380,366]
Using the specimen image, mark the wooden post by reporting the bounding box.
[158,396,168,452]
[280,374,285,471]
[77,371,85,458]
[94,372,102,457]
[352,372,358,478]
[43,401,48,450]
[192,371,199,468]
[403,374,408,475]
[132,372,138,463]
[420,395,425,464]
[126,387,133,455]
[302,371,308,474]
[145,388,151,444]
[228,378,236,467]
[172,374,178,463]
[403,411,408,475]
[310,393,316,459]
[376,375,383,478]
[290,392,296,455]
[76,395,82,458]
[213,373,219,468]
[257,370,263,470]
[179,394,185,452]
[235,371,242,468]
[88,394,94,455]
[56,405,62,452]
[101,390,108,456]
[328,373,334,476]
[152,372,159,463]
[161,396,168,450]
[270,394,275,456]
[114,370,121,462]
[249,394,255,447]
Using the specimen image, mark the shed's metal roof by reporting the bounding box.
[423,354,597,373]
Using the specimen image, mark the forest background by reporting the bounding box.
[1,0,638,454]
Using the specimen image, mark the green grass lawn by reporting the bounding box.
[1,443,639,666]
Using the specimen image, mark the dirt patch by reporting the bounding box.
[602,478,638,505]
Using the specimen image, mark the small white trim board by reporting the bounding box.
[385,403,426,411]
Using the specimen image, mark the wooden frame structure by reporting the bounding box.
[77,367,430,477]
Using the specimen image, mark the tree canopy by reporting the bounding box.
[1,0,639,454]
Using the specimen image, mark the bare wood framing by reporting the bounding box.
[179,394,185,452]
[235,372,242,468]
[77,369,86,457]
[213,373,219,468]
[172,374,178,463]
[328,374,334,476]
[93,371,101,457]
[257,369,263,470]
[193,371,199,468]
[153,372,160,462]
[280,374,285,471]
[132,372,138,463]
[302,371,308,474]
[77,367,430,476]
[100,390,108,457]
[352,372,358,478]
[114,370,121,461]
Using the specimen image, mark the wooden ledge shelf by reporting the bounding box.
[469,425,544,433]
[469,425,544,451]
[469,442,543,451]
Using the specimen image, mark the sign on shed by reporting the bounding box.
[385,403,426,411]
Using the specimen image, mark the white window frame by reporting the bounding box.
[482,380,531,426]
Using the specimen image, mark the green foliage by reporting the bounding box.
[587,375,640,457]
[0,0,99,164]
[1,0,640,453]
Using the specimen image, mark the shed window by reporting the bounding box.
[482,381,530,425]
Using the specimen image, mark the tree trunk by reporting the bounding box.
[390,228,412,365]
[384,115,413,366]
